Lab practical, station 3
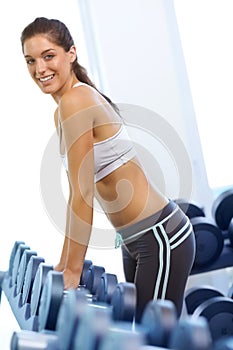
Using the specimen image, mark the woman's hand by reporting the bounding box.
[54,263,65,272]
[54,264,81,289]
[62,267,81,290]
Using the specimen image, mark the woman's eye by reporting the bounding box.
[44,54,54,60]
[26,58,35,65]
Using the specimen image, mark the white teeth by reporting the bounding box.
[39,75,54,82]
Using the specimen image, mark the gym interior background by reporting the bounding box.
[0,0,232,347]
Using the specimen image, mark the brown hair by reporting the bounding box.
[21,17,119,113]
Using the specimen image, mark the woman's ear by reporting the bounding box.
[69,45,77,63]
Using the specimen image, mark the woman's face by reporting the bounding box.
[23,34,76,98]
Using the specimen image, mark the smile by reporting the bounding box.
[39,74,54,82]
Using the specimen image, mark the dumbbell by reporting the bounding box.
[22,256,98,332]
[11,282,136,350]
[212,189,233,231]
[2,242,38,298]
[48,282,134,349]
[55,294,141,350]
[98,324,145,350]
[1,241,50,330]
[38,268,136,332]
[10,272,98,350]
[185,285,225,314]
[32,263,106,331]
[175,199,224,268]
[212,189,233,246]
[45,286,136,350]
[99,299,209,350]
[191,216,224,269]
[77,299,176,349]
[139,299,177,348]
[8,241,25,278]
[1,241,25,292]
[3,240,96,331]
[11,243,31,288]
[185,285,233,341]
[175,199,205,218]
[11,295,208,350]
[74,303,179,350]
[168,316,212,350]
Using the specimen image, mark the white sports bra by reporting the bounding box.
[60,82,136,182]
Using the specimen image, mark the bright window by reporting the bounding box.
[174,0,233,190]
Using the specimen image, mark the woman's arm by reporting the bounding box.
[55,88,95,289]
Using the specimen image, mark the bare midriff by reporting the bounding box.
[95,156,169,230]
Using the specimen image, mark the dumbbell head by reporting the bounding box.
[175,199,205,218]
[111,282,136,322]
[22,256,45,304]
[98,324,145,350]
[85,264,105,295]
[228,218,233,247]
[185,285,224,314]
[80,259,93,286]
[16,250,37,295]
[30,262,53,316]
[12,243,30,286]
[191,217,224,268]
[56,289,89,350]
[95,272,118,304]
[36,262,105,332]
[193,296,233,341]
[8,241,25,277]
[74,304,112,350]
[38,270,64,331]
[212,189,233,230]
[141,299,177,347]
[169,316,212,350]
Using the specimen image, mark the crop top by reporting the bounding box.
[60,82,136,183]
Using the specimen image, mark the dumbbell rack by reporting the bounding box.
[0,240,140,350]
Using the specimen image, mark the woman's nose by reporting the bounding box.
[36,59,46,75]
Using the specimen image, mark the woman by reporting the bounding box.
[21,17,195,322]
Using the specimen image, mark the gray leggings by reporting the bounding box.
[119,200,196,322]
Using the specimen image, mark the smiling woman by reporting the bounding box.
[23,36,77,99]
[20,16,196,322]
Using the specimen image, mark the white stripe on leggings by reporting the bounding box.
[169,220,190,244]
[152,221,193,300]
[170,226,193,250]
[152,225,170,300]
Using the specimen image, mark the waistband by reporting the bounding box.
[116,200,179,244]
